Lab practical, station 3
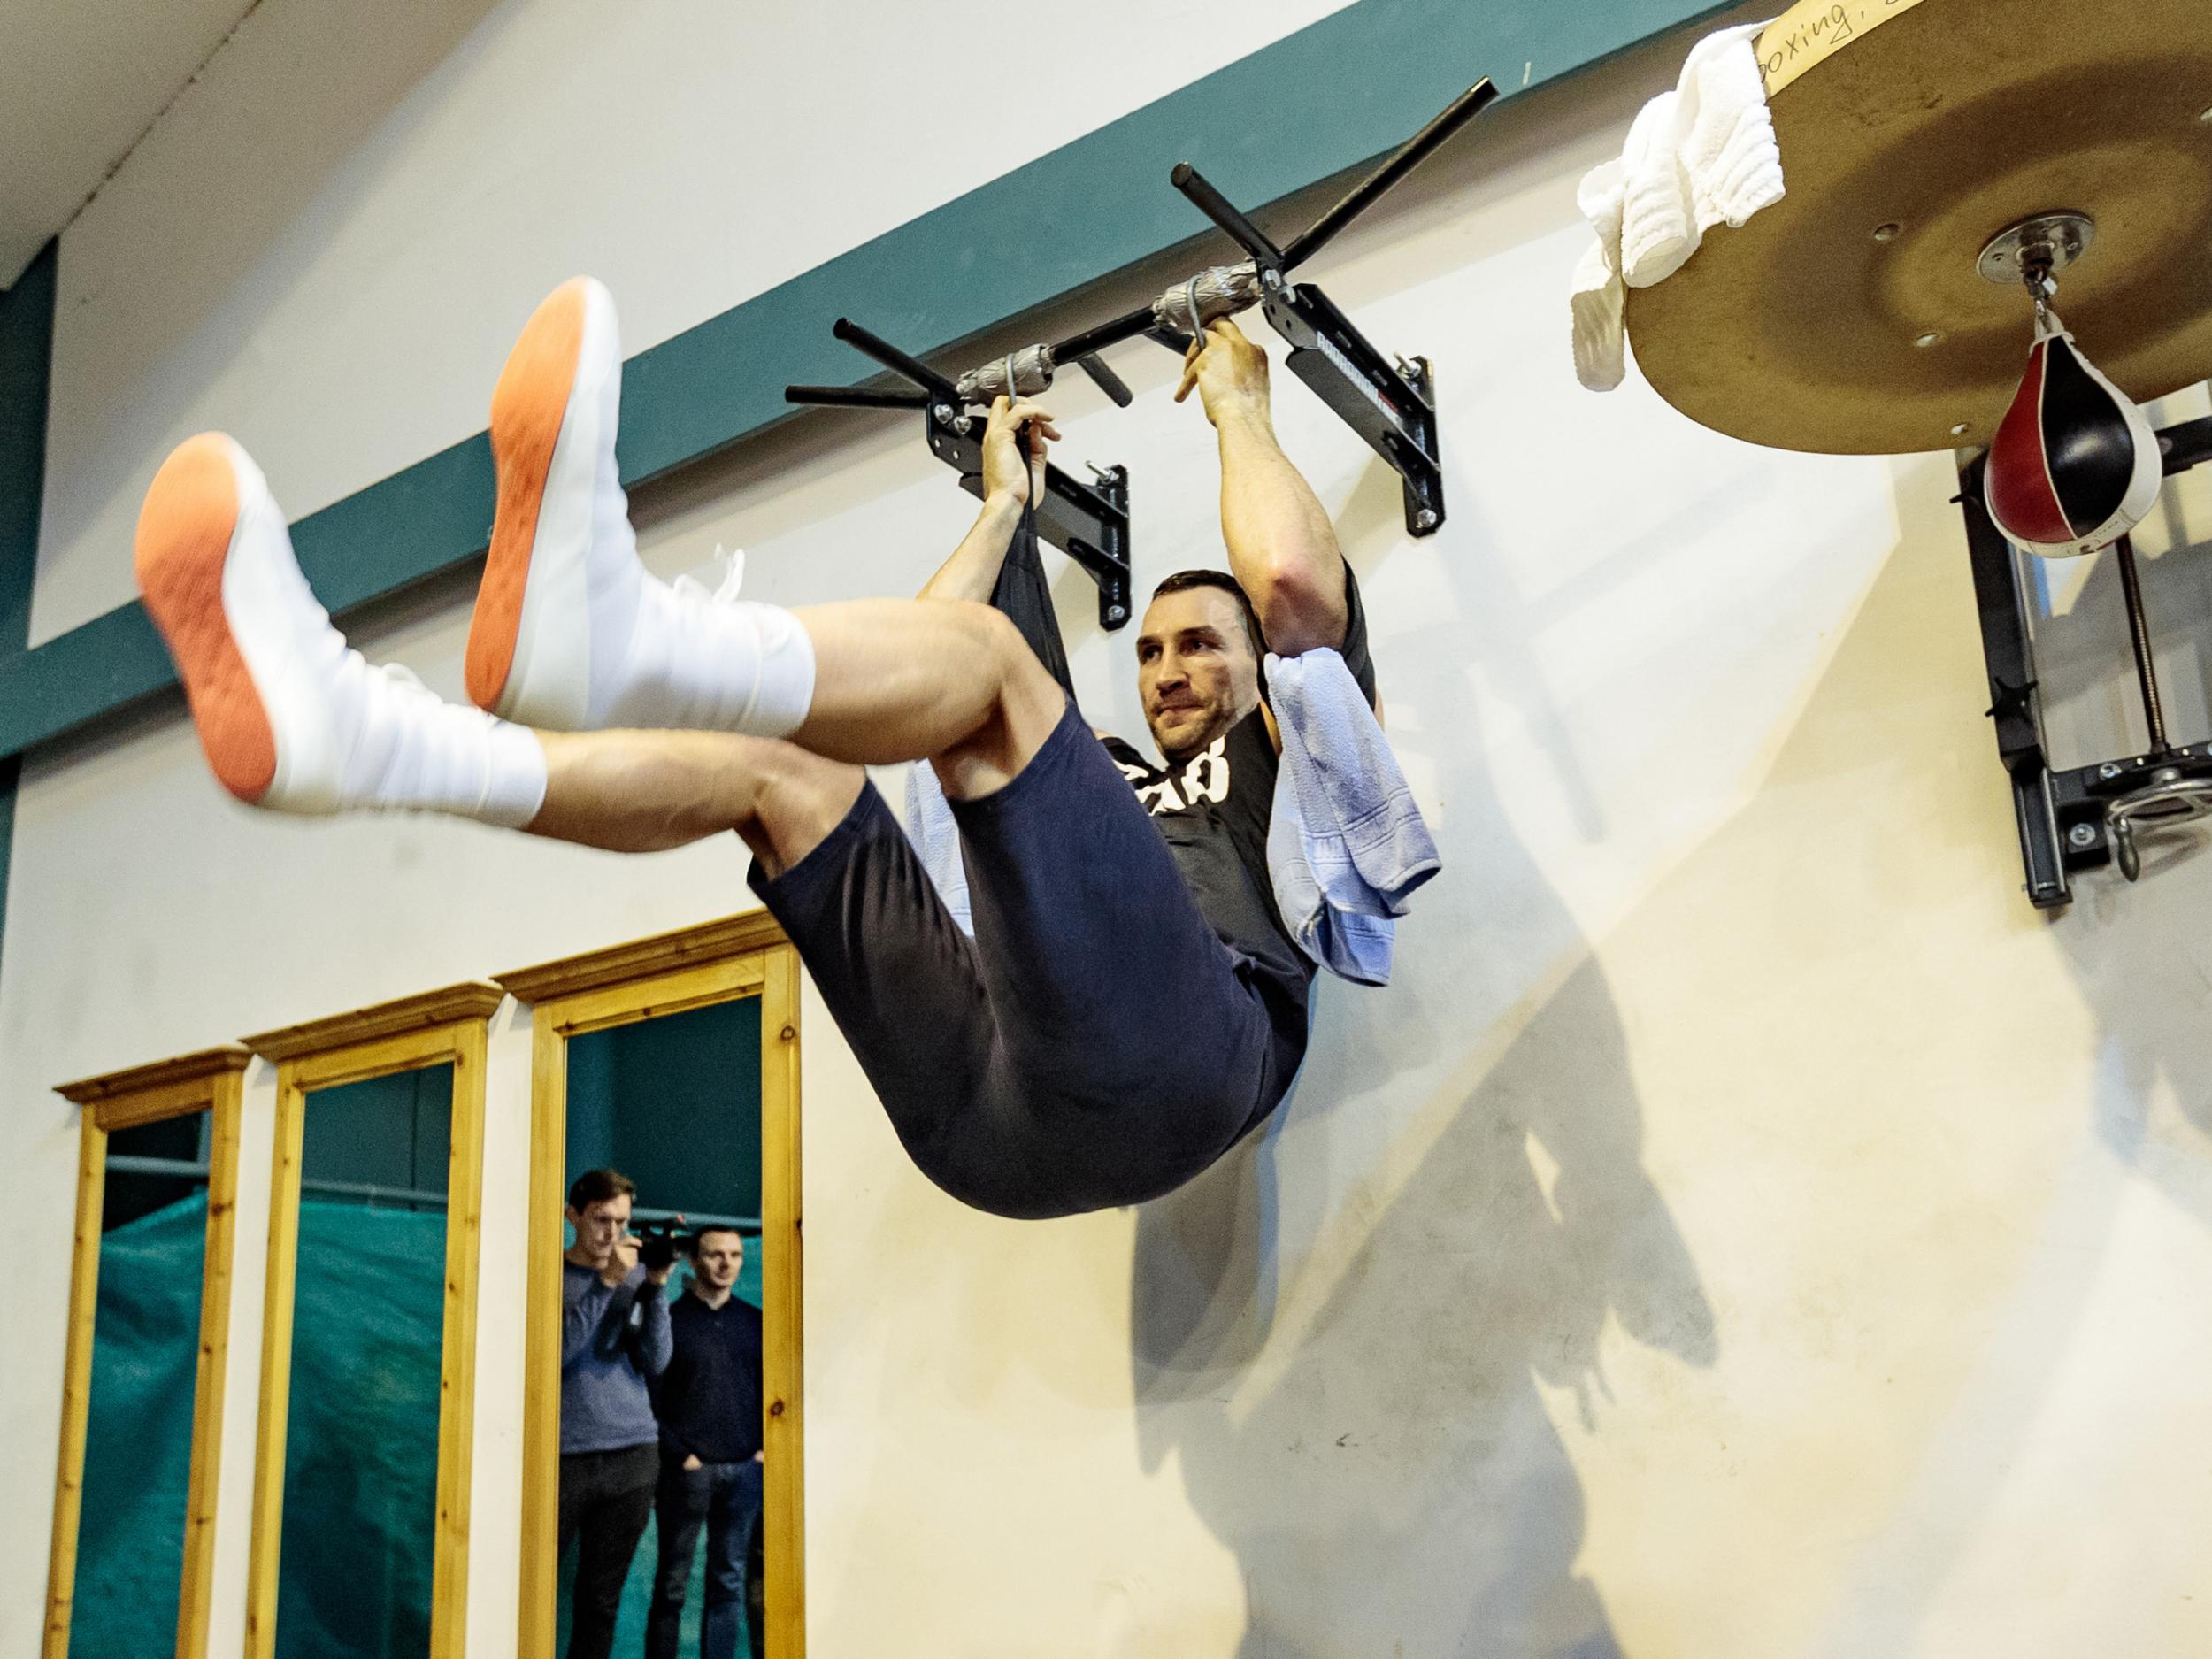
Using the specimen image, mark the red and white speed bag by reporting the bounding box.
[1985,310,2162,558]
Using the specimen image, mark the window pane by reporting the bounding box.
[71,1118,210,1657]
[558,997,765,1658]
[273,1064,452,1658]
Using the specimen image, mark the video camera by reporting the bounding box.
[631,1215,691,1274]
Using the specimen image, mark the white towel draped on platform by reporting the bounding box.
[1571,19,1786,391]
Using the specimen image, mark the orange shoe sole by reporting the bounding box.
[466,277,589,713]
[135,434,278,803]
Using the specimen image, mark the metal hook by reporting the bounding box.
[2103,766,2212,880]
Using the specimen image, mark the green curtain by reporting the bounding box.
[65,1101,768,1659]
[565,1001,763,1221]
[272,1200,446,1658]
[70,1193,206,1657]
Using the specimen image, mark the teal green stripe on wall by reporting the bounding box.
[0,243,52,651]
[0,242,58,973]
[0,0,1724,762]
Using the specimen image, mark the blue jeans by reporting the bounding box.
[646,1456,763,1659]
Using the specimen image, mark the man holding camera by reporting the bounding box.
[646,1225,766,1659]
[560,1168,675,1659]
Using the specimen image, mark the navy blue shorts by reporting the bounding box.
[747,704,1292,1218]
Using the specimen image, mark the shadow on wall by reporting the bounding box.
[2013,437,2212,1222]
[1129,457,1717,1659]
[2052,500,2212,1225]
[1128,418,2212,1655]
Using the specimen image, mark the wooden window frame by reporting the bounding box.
[495,912,804,1659]
[239,984,505,1659]
[44,1047,251,1659]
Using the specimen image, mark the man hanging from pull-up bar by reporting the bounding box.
[135,276,1382,1218]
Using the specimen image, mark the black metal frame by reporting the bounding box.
[783,78,1496,622]
[787,319,1133,630]
[1960,413,2212,907]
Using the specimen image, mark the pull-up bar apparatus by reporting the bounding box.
[786,76,1498,625]
[964,76,1497,537]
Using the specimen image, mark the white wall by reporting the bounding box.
[29,0,1356,647]
[12,4,2212,1656]
[204,1063,276,1659]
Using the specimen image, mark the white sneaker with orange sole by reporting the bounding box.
[464,276,815,736]
[135,432,545,825]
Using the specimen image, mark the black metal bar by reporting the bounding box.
[1051,303,1171,365]
[98,1154,444,1210]
[104,1156,211,1178]
[1957,456,2070,908]
[783,383,931,411]
[302,1178,449,1207]
[1074,353,1134,408]
[831,317,959,399]
[2111,534,2170,755]
[1956,427,2212,902]
[1169,162,1286,268]
[2158,414,2212,476]
[1281,78,1499,268]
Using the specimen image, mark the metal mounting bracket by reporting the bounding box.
[920,399,1132,630]
[1261,276,1444,535]
[1959,413,2212,907]
[1151,80,1493,537]
[786,317,1134,630]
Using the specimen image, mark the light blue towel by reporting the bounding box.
[902,760,975,936]
[1264,648,1440,986]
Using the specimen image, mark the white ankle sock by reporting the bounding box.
[333,659,548,826]
[486,294,818,740]
[567,489,816,736]
[598,579,817,737]
[567,477,816,736]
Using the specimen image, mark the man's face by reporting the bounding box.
[567,1194,632,1266]
[692,1230,744,1292]
[1138,586,1260,765]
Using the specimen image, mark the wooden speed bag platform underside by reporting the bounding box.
[1626,0,2212,454]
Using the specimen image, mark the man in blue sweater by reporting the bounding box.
[560,1168,674,1659]
[646,1225,766,1659]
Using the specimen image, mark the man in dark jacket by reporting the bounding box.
[646,1225,765,1659]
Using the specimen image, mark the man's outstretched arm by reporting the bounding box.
[1178,318,1349,657]
[916,396,1060,602]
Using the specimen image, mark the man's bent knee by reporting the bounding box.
[933,605,1067,800]
[741,744,866,879]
